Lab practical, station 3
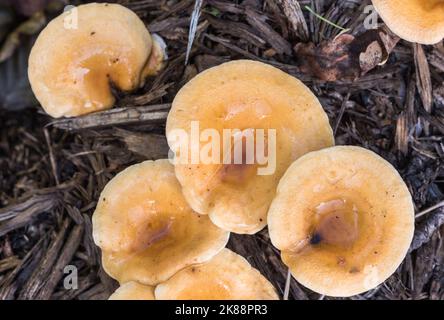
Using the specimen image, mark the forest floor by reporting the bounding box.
[0,0,443,300]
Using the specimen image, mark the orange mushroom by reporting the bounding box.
[28,3,166,118]
[372,0,444,44]
[155,249,279,300]
[92,159,229,286]
[166,60,334,234]
[268,146,414,297]
[109,282,155,300]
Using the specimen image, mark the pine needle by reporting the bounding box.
[304,5,350,32]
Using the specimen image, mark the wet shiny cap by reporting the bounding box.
[109,282,155,300]
[28,3,165,118]
[268,146,414,297]
[92,159,229,286]
[166,59,334,234]
[155,249,279,300]
[372,0,444,44]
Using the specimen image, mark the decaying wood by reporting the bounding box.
[0,193,57,223]
[0,256,20,273]
[0,193,60,237]
[413,233,439,298]
[18,219,70,300]
[206,16,267,48]
[113,128,169,159]
[274,0,309,41]
[0,237,47,300]
[37,223,84,300]
[207,0,245,14]
[414,43,433,134]
[395,77,416,155]
[411,209,444,252]
[245,7,292,55]
[414,44,433,113]
[429,46,444,73]
[50,104,170,131]
[121,83,173,106]
[429,235,444,300]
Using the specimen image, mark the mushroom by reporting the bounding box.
[28,3,166,118]
[372,0,444,44]
[166,60,334,234]
[109,282,155,300]
[92,159,229,286]
[268,146,414,297]
[155,249,279,300]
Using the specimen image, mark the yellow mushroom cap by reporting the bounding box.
[109,282,155,300]
[92,159,229,286]
[155,249,279,300]
[268,146,414,297]
[372,0,444,44]
[28,3,165,118]
[166,60,334,234]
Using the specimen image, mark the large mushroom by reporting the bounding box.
[28,3,166,118]
[155,249,279,300]
[372,0,444,44]
[268,146,414,297]
[166,60,334,234]
[92,159,229,286]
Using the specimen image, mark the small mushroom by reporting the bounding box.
[268,146,414,297]
[155,249,279,300]
[372,0,444,44]
[28,3,166,118]
[92,159,229,286]
[166,60,334,234]
[109,282,155,300]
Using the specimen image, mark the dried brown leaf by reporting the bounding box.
[294,28,399,81]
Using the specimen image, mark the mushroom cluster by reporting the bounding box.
[94,160,278,300]
[26,4,414,298]
[87,58,335,299]
[88,58,413,299]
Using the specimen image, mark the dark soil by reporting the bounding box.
[0,0,443,300]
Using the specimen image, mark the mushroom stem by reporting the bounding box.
[143,34,167,77]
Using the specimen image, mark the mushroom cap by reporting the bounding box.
[109,282,155,300]
[28,3,162,118]
[268,146,414,297]
[166,60,334,234]
[155,249,279,300]
[92,159,229,286]
[372,0,444,44]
